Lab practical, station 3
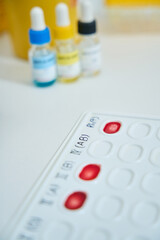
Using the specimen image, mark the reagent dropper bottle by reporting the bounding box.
[54,3,81,83]
[29,7,57,87]
[78,0,101,76]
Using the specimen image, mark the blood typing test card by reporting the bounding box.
[4,113,160,240]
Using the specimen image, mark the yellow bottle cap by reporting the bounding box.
[54,3,73,40]
[54,25,73,40]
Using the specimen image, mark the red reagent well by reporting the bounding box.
[64,191,87,210]
[79,164,100,181]
[103,122,121,134]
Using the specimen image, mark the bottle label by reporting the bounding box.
[57,51,81,78]
[32,52,57,82]
[80,44,101,74]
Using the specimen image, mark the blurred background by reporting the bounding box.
[0,0,160,59]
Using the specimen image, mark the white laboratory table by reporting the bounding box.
[0,33,160,235]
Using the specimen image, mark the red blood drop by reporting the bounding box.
[79,164,100,181]
[103,122,121,134]
[64,192,87,210]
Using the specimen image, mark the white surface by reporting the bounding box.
[0,33,160,234]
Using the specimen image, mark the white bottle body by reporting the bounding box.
[29,44,57,86]
[55,39,81,83]
[78,34,101,77]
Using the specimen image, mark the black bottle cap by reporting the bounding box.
[78,20,96,35]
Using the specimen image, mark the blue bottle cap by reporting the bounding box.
[29,27,51,45]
